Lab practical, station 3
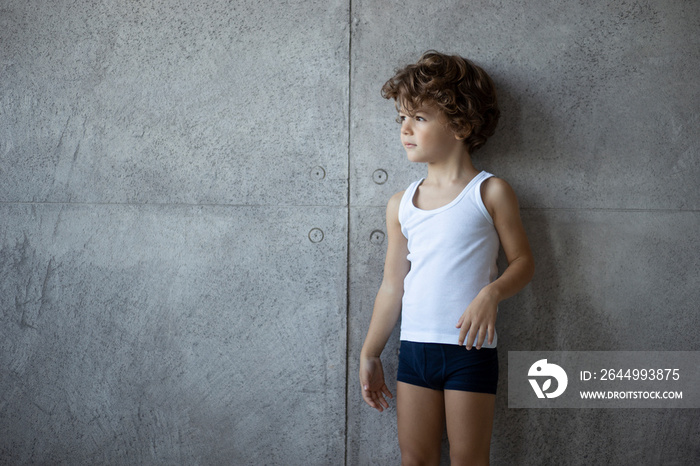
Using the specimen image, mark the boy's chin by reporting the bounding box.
[405,151,428,163]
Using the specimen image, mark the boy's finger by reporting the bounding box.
[364,392,378,410]
[465,329,476,349]
[359,371,369,388]
[362,392,375,409]
[475,329,485,349]
[373,392,386,411]
[457,323,469,345]
[381,384,394,399]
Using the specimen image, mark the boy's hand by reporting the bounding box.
[456,289,498,350]
[359,356,393,412]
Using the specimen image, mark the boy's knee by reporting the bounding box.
[400,448,440,466]
[449,446,489,466]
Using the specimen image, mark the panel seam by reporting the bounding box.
[344,0,353,464]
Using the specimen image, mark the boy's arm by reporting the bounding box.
[457,177,535,349]
[360,191,410,411]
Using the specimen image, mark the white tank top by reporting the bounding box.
[398,171,500,347]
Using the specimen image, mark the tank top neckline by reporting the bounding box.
[410,171,488,214]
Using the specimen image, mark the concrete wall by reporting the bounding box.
[1,0,698,465]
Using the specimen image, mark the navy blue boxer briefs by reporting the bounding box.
[397,340,498,394]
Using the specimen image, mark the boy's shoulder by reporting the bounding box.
[482,175,511,194]
[385,190,407,223]
[387,190,405,209]
[481,175,519,217]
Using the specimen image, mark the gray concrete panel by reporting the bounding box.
[0,0,349,206]
[493,408,700,465]
[495,209,698,464]
[348,206,700,463]
[0,204,347,464]
[508,209,700,352]
[2,0,699,464]
[347,206,401,465]
[350,0,699,210]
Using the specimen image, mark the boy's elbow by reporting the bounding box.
[511,252,535,285]
[377,276,406,300]
[379,281,404,299]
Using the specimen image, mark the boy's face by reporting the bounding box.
[398,103,464,163]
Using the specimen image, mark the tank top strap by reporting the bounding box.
[473,170,494,186]
[472,171,495,224]
[398,178,424,225]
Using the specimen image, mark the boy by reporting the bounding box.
[359,51,534,465]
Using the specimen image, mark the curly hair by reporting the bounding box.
[381,50,500,155]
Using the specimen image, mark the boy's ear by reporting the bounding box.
[454,127,471,140]
[455,125,474,141]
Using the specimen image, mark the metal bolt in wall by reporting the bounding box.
[372,169,388,184]
[370,230,385,245]
[310,166,326,180]
[308,228,324,243]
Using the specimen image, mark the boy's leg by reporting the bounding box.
[444,390,496,466]
[396,381,445,466]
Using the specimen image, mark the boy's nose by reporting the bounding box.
[402,121,413,134]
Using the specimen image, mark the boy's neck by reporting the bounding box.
[424,152,479,186]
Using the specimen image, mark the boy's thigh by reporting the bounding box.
[396,382,445,465]
[444,390,496,466]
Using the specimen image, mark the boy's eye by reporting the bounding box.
[396,115,406,124]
